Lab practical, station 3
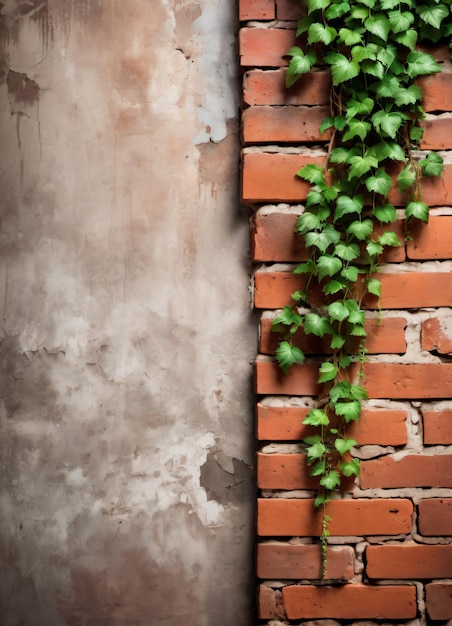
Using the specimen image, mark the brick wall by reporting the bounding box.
[239,0,452,622]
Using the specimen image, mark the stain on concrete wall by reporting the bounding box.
[0,1,255,624]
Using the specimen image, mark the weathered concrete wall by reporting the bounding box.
[0,2,255,624]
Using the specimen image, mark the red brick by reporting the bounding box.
[255,359,320,396]
[282,584,417,620]
[256,404,408,445]
[257,543,354,580]
[257,585,287,619]
[422,317,452,354]
[254,269,452,309]
[422,409,452,444]
[363,363,452,399]
[239,0,275,21]
[242,150,452,205]
[426,582,452,620]
[276,0,304,20]
[239,27,296,67]
[252,212,405,262]
[407,215,452,260]
[258,452,357,491]
[256,360,452,399]
[242,105,330,144]
[257,585,278,619]
[242,151,324,204]
[360,454,452,488]
[418,498,452,536]
[243,68,331,106]
[421,113,452,149]
[257,452,318,490]
[419,67,452,112]
[257,498,413,536]
[243,107,452,151]
[252,211,309,262]
[366,543,452,579]
[260,316,407,355]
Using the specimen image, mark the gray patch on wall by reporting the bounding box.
[200,449,254,506]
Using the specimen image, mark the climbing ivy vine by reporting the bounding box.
[272,0,451,576]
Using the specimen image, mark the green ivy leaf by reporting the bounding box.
[379,231,400,247]
[306,440,327,461]
[303,408,330,426]
[388,9,414,33]
[406,50,441,78]
[311,458,327,476]
[394,29,418,50]
[362,59,384,79]
[367,240,383,256]
[325,1,351,19]
[323,52,360,85]
[349,323,367,337]
[417,4,449,29]
[350,384,368,400]
[276,341,305,375]
[351,5,370,20]
[409,126,424,142]
[308,0,331,14]
[373,74,400,97]
[334,400,362,422]
[304,313,334,337]
[365,14,391,41]
[294,259,317,275]
[394,84,423,106]
[317,254,343,280]
[365,168,393,195]
[328,301,350,322]
[335,437,357,455]
[330,334,346,349]
[320,470,341,489]
[305,224,341,252]
[296,212,321,234]
[271,305,301,330]
[397,164,417,191]
[419,152,444,177]
[338,27,363,45]
[372,110,406,139]
[308,23,337,45]
[406,201,429,222]
[343,119,372,142]
[322,278,347,295]
[297,163,326,185]
[347,219,374,240]
[286,49,317,87]
[334,194,364,219]
[339,458,361,477]
[314,492,331,507]
[366,277,382,297]
[348,154,378,179]
[369,140,405,162]
[345,95,374,118]
[341,265,360,281]
[318,361,339,383]
[334,242,360,261]
[374,203,397,223]
[339,354,352,369]
[296,15,315,36]
[345,300,365,324]
[330,147,354,163]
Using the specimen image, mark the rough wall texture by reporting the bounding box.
[0,2,256,625]
[240,0,452,623]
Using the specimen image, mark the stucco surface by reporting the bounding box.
[0,1,255,624]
